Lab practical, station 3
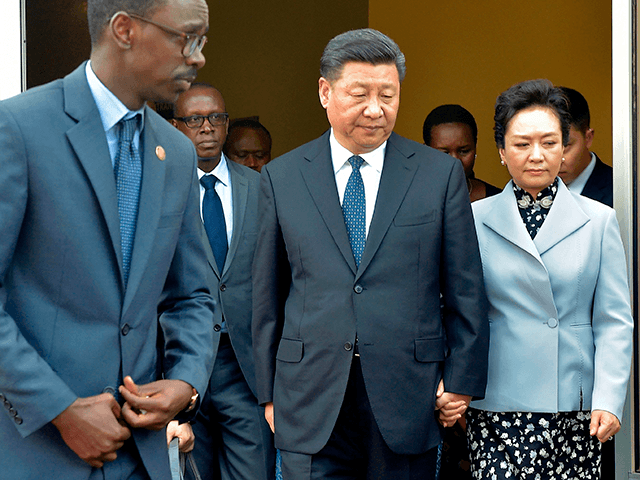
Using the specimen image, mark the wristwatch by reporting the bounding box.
[184,388,199,413]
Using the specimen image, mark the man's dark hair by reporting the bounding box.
[558,87,591,133]
[225,119,272,150]
[422,104,478,146]
[494,79,571,149]
[320,28,406,83]
[171,82,222,118]
[87,0,166,46]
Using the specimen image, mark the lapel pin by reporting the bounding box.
[156,146,166,161]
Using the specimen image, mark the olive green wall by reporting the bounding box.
[370,0,613,189]
[197,1,368,158]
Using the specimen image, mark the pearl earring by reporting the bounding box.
[562,157,565,162]
[500,160,505,166]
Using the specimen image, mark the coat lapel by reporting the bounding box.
[224,160,249,276]
[63,63,123,278]
[356,133,417,279]
[299,134,357,274]
[123,110,167,311]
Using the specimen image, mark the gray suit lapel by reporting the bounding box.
[357,134,417,278]
[123,111,166,310]
[63,63,123,277]
[224,160,249,276]
[299,134,357,274]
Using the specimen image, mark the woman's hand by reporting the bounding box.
[590,409,620,443]
[166,420,195,452]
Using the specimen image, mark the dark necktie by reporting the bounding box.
[201,174,228,272]
[114,115,142,286]
[342,155,366,267]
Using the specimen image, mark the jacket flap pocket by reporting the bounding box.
[394,210,436,226]
[276,338,304,363]
[414,337,445,362]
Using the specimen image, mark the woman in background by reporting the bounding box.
[467,79,632,479]
[423,104,501,202]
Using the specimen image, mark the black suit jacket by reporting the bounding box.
[581,153,613,207]
[252,131,489,456]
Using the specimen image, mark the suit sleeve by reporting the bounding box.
[590,209,633,420]
[439,160,490,398]
[0,104,78,437]
[158,155,216,399]
[251,167,291,405]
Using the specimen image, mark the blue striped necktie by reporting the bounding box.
[342,155,366,267]
[201,174,228,272]
[114,115,142,286]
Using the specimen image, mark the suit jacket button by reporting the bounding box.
[220,284,227,292]
[547,318,558,328]
[214,324,222,332]
[344,342,353,351]
[103,386,116,396]
[3,399,11,410]
[14,415,23,425]
[0,393,5,402]
[9,408,16,417]
[121,324,130,336]
[354,285,363,294]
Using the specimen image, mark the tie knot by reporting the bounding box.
[200,174,219,190]
[348,155,364,170]
[119,115,139,143]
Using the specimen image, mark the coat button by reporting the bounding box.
[14,415,23,425]
[220,284,227,292]
[3,400,11,410]
[344,342,353,351]
[121,324,130,336]
[354,285,363,294]
[9,408,16,417]
[103,386,116,396]
[547,318,558,328]
[0,393,4,402]
[214,324,222,332]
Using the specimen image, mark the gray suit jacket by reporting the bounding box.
[470,180,632,420]
[252,131,489,456]
[203,158,260,395]
[0,63,215,479]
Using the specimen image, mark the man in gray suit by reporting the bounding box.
[0,0,214,478]
[171,84,275,480]
[252,29,489,479]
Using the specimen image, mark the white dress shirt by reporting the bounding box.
[565,152,596,195]
[197,153,234,245]
[85,61,145,166]
[329,129,386,237]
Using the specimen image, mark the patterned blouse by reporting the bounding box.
[513,178,559,239]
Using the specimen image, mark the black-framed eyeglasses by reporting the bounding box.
[127,13,208,58]
[175,113,229,128]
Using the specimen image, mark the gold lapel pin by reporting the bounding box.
[156,146,166,161]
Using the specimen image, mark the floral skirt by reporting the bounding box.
[466,408,601,479]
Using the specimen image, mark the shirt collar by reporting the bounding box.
[566,152,597,194]
[198,153,230,187]
[85,61,145,133]
[329,129,386,174]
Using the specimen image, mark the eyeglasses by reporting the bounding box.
[128,13,208,58]
[175,113,229,128]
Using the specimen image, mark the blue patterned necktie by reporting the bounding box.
[201,174,228,272]
[342,155,366,267]
[114,115,142,286]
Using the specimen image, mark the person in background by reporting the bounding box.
[171,83,276,480]
[468,79,632,479]
[423,104,501,202]
[0,0,215,477]
[224,119,272,172]
[558,87,613,207]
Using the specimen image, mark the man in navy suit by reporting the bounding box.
[0,0,215,478]
[252,28,489,480]
[558,87,613,207]
[171,84,275,480]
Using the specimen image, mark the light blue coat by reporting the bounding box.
[470,180,632,421]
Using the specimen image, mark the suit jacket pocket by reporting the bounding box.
[276,338,304,363]
[158,212,182,229]
[393,210,436,227]
[414,337,446,362]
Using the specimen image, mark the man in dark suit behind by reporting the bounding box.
[252,28,489,480]
[558,87,613,207]
[0,0,215,478]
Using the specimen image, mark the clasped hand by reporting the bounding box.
[435,379,471,427]
[52,376,193,468]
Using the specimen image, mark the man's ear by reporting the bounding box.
[318,77,332,109]
[584,127,595,150]
[109,11,135,50]
[170,119,179,128]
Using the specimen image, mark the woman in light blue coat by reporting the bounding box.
[467,79,633,479]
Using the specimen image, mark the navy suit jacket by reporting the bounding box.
[252,131,489,455]
[581,154,613,207]
[0,63,215,479]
